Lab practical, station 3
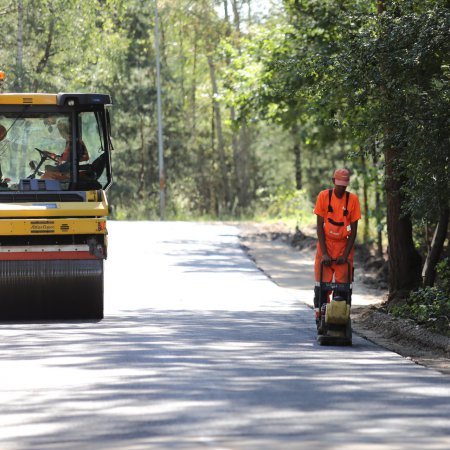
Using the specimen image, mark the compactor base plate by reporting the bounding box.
[317,319,352,346]
[317,335,352,346]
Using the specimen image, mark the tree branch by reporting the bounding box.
[35,18,55,74]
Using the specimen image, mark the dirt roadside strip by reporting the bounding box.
[237,222,450,376]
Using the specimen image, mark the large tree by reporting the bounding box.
[339,0,449,300]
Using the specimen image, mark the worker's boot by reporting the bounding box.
[317,304,327,335]
[316,316,326,335]
[314,286,327,335]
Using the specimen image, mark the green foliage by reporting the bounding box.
[254,187,314,227]
[258,0,449,223]
[436,259,450,294]
[392,260,450,336]
[0,1,129,92]
[247,0,387,244]
[332,1,450,221]
[255,0,449,287]
[391,288,450,336]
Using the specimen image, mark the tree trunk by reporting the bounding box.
[16,0,23,90]
[207,55,230,209]
[223,0,229,22]
[291,124,302,190]
[422,206,449,287]
[33,15,55,91]
[384,146,422,301]
[375,190,383,257]
[230,105,240,207]
[228,0,247,209]
[191,30,198,139]
[14,0,28,178]
[230,0,240,32]
[238,122,251,208]
[178,24,185,108]
[378,0,421,302]
[138,116,146,196]
[361,154,369,244]
[373,154,384,257]
[247,0,252,24]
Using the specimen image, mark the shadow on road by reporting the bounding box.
[0,308,449,449]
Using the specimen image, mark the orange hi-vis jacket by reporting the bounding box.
[314,189,361,283]
[59,139,89,163]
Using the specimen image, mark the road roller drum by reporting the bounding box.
[0,87,113,320]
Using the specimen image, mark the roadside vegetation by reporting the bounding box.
[392,261,450,336]
[0,0,448,332]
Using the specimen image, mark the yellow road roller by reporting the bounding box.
[0,91,113,320]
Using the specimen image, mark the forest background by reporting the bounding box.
[0,0,449,325]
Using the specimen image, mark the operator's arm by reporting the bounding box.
[337,220,358,264]
[79,140,90,161]
[48,142,68,164]
[317,215,332,266]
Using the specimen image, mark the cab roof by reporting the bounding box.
[0,93,112,106]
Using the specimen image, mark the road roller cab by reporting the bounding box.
[0,92,113,320]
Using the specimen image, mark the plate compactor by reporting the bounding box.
[0,90,113,320]
[317,261,353,346]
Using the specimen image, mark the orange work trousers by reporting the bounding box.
[314,240,353,283]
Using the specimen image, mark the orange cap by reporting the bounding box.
[333,168,350,186]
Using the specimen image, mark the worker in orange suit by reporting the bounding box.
[54,120,89,164]
[313,168,361,327]
[41,120,89,180]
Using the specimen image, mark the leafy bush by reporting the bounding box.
[435,259,450,294]
[392,260,450,336]
[254,187,314,227]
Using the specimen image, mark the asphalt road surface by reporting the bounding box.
[0,221,449,450]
